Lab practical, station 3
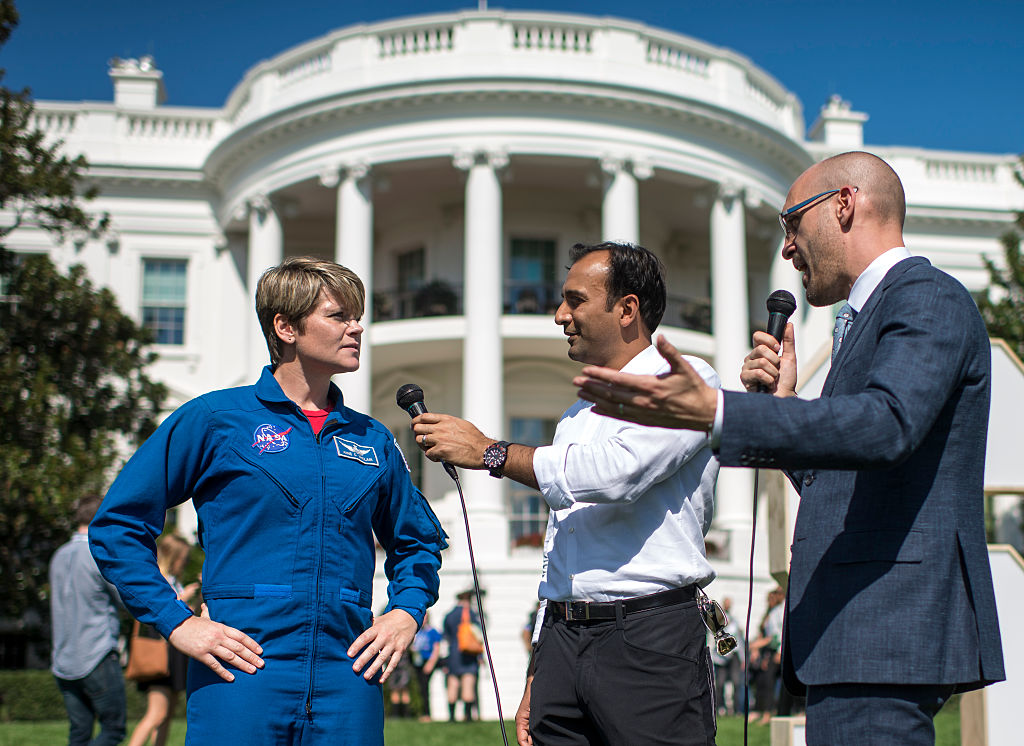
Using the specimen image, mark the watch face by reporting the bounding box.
[483,442,507,468]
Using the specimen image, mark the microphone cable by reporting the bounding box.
[743,289,796,746]
[742,467,760,746]
[443,467,510,746]
[395,383,508,743]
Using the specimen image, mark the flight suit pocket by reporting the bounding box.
[229,446,311,509]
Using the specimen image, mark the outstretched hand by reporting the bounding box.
[167,603,265,682]
[573,335,718,431]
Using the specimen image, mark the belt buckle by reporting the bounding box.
[564,601,590,622]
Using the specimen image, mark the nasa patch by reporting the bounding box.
[334,436,379,467]
[252,424,292,454]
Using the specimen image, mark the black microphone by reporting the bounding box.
[396,384,458,480]
[758,290,797,392]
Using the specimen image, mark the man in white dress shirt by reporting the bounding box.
[412,242,721,745]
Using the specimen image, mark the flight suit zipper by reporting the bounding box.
[305,417,340,722]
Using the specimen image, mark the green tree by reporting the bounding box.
[0,257,167,624]
[978,160,1024,361]
[0,0,106,266]
[0,0,165,631]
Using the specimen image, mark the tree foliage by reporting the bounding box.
[0,1,165,626]
[0,0,106,264]
[0,257,167,621]
[978,160,1024,362]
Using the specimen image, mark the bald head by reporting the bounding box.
[808,151,906,229]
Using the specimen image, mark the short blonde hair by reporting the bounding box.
[255,257,365,367]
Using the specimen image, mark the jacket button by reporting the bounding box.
[804,474,815,486]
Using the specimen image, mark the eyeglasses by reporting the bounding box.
[778,187,858,240]
[696,587,738,656]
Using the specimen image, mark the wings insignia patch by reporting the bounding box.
[333,436,379,467]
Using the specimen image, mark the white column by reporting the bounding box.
[709,183,757,568]
[246,194,283,377]
[455,149,508,557]
[323,164,374,414]
[600,157,652,244]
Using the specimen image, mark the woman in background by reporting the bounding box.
[127,534,199,746]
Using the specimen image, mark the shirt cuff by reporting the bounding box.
[709,389,724,451]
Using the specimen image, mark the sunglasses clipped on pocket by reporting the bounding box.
[696,586,738,656]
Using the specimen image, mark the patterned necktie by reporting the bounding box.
[831,302,857,362]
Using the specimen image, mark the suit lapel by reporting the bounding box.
[821,257,928,396]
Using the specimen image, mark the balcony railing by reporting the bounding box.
[373,281,463,320]
[373,280,712,333]
[666,296,712,334]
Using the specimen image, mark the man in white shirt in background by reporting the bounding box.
[412,241,721,746]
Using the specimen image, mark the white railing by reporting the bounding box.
[126,113,217,140]
[645,38,709,76]
[280,50,332,85]
[745,74,785,112]
[29,109,77,136]
[511,22,592,53]
[377,24,454,57]
[925,158,999,183]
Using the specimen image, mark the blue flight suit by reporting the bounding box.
[90,368,447,745]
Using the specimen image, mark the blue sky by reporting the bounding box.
[2,0,1022,154]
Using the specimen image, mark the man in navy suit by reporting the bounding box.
[574,152,1004,744]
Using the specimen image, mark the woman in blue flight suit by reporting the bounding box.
[90,257,447,745]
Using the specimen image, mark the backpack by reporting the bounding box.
[457,605,484,655]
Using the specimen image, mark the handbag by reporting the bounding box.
[124,620,170,681]
[456,606,484,655]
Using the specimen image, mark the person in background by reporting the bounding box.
[49,494,126,746]
[747,588,784,726]
[411,611,442,722]
[127,533,200,746]
[442,590,481,723]
[710,596,744,717]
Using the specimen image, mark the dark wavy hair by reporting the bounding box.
[568,242,666,333]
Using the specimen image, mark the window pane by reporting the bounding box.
[508,417,558,547]
[143,307,185,345]
[508,239,557,314]
[142,260,187,303]
[141,259,187,345]
[398,248,425,292]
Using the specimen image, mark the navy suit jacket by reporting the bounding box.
[718,257,1004,692]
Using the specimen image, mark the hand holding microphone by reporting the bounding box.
[397,384,493,480]
[740,290,798,396]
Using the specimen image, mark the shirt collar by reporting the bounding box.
[620,344,664,374]
[254,366,350,424]
[847,247,912,312]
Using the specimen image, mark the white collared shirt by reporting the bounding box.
[847,246,911,312]
[532,345,720,607]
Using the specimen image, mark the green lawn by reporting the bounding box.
[0,709,959,745]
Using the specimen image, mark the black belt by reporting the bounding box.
[549,585,696,623]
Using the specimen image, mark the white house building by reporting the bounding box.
[11,9,1022,718]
